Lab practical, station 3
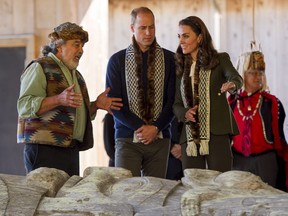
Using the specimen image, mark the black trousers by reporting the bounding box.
[233,150,278,187]
[166,154,183,180]
[24,143,80,176]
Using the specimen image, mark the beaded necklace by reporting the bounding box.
[237,93,262,121]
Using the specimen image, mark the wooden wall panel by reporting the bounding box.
[154,0,217,52]
[252,0,277,89]
[13,0,34,34]
[273,0,288,135]
[76,0,93,23]
[35,0,57,29]
[223,0,243,62]
[55,0,78,23]
[33,0,92,58]
[0,0,13,34]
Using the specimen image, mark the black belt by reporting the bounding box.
[233,149,275,157]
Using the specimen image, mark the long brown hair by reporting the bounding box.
[175,16,219,77]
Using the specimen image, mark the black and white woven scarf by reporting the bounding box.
[125,39,165,126]
[181,64,211,156]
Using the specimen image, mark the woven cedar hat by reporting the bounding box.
[236,51,265,76]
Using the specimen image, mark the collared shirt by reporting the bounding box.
[17,52,86,141]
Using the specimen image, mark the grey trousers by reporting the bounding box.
[115,138,170,178]
[181,133,232,172]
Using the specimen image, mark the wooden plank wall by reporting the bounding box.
[0,0,288,171]
[0,0,93,61]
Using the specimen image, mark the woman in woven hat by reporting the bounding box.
[173,16,243,172]
[229,51,287,191]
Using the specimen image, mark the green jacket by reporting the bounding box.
[173,52,243,144]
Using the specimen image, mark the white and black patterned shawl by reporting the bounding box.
[125,38,165,142]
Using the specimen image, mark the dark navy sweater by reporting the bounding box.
[106,48,176,139]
